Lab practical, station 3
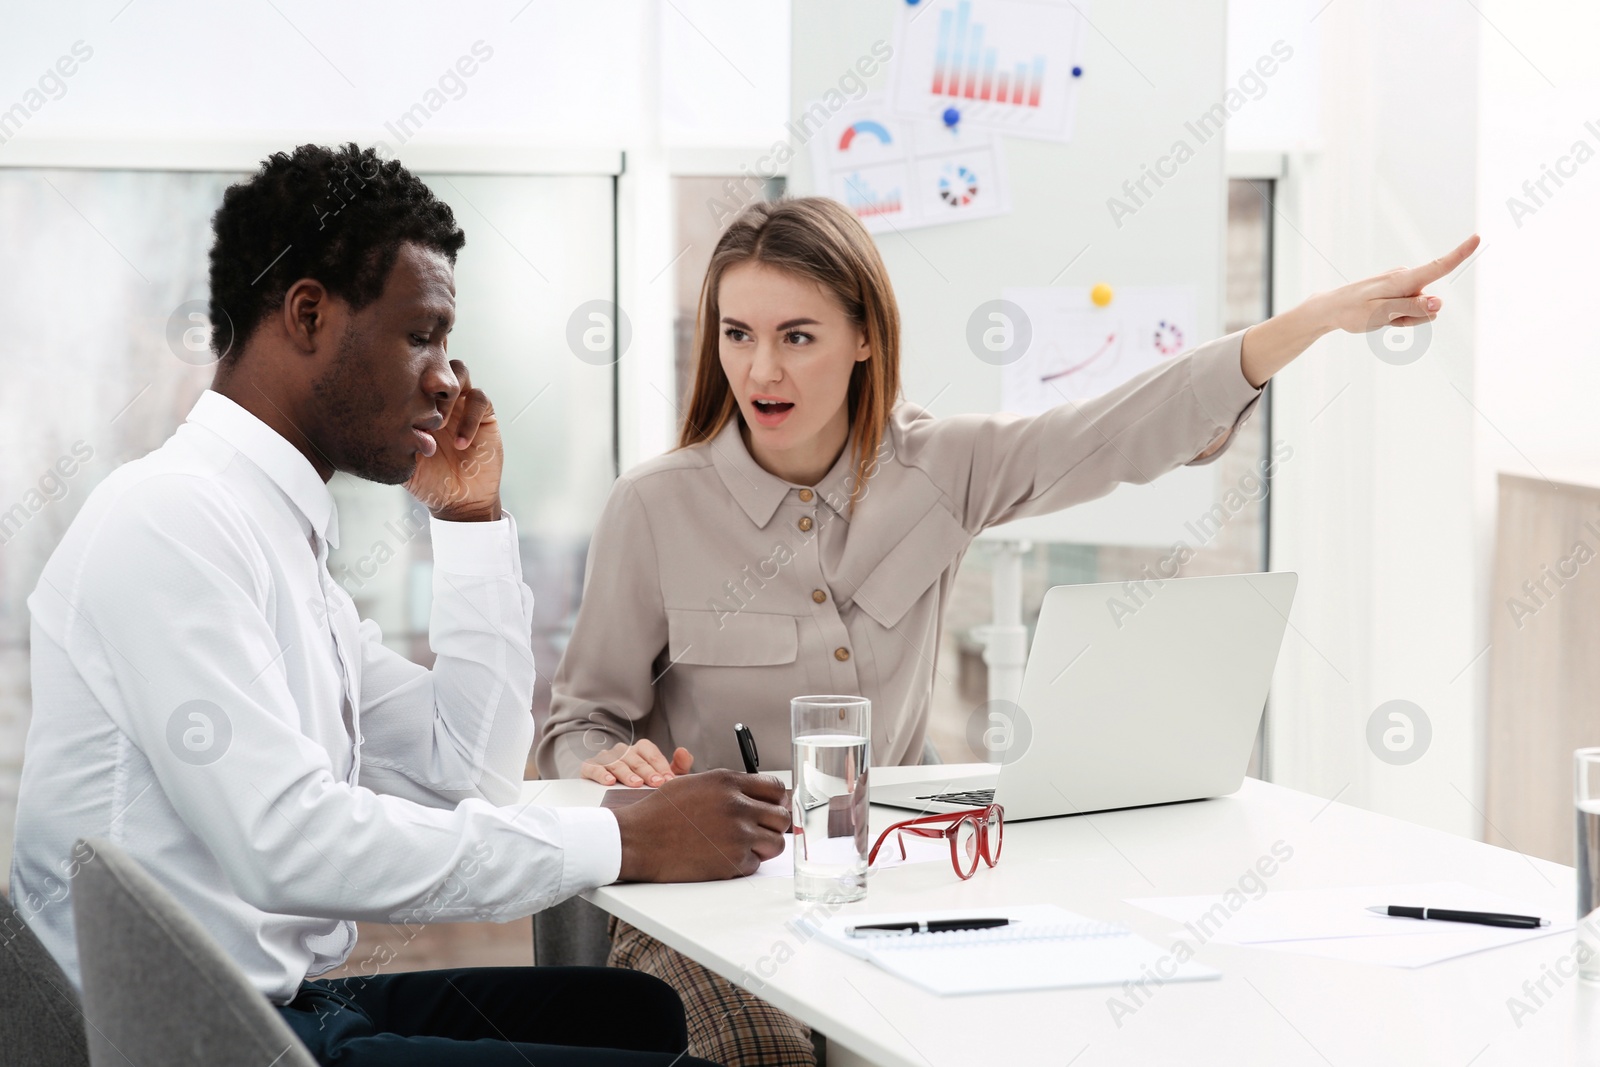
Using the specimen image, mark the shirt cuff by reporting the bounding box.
[553,806,624,895]
[1187,329,1261,427]
[430,513,520,578]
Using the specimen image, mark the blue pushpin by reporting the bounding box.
[1072,66,1083,77]
[942,106,961,129]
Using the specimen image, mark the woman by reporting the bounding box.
[536,196,1473,1065]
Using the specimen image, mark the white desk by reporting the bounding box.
[521,768,1596,1066]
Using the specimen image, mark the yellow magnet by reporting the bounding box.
[1090,283,1114,307]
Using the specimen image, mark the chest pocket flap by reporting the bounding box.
[666,608,798,667]
[850,499,971,631]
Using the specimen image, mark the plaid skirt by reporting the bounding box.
[608,917,817,1067]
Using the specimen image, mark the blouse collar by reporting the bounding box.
[709,415,861,528]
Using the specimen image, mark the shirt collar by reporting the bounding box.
[186,390,341,549]
[709,416,859,528]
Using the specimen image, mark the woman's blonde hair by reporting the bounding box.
[677,196,901,509]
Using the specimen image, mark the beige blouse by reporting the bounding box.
[535,330,1261,779]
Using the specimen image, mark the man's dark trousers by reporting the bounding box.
[278,965,723,1065]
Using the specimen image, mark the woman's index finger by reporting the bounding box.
[1398,234,1480,292]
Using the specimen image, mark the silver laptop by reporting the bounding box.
[871,572,1298,821]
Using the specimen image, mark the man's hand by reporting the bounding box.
[582,739,695,787]
[612,770,789,882]
[406,359,503,522]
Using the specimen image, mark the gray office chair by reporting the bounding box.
[0,891,90,1066]
[70,838,318,1067]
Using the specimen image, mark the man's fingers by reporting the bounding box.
[748,798,793,835]
[452,390,494,450]
[669,748,695,775]
[444,359,473,431]
[748,826,787,863]
[443,359,492,449]
[739,773,789,805]
[1397,234,1479,292]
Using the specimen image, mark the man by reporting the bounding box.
[10,142,787,1066]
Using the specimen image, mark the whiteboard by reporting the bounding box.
[789,0,1229,547]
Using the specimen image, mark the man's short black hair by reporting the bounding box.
[208,142,465,360]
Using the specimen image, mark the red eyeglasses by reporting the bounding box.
[867,805,1004,880]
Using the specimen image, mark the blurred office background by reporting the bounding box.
[1,0,1595,967]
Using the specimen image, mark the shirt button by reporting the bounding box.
[798,516,813,532]
[812,589,827,604]
[798,488,814,502]
[834,647,850,662]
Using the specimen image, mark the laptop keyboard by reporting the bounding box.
[913,788,996,806]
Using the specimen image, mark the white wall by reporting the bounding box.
[1224,0,1322,155]
[1472,0,1600,840]
[1475,3,1600,511]
[2,0,652,147]
[1229,0,1482,836]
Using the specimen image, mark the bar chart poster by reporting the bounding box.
[811,91,1012,234]
[889,0,1088,143]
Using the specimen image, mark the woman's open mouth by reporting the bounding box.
[750,398,794,427]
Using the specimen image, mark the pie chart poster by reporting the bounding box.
[811,90,1013,234]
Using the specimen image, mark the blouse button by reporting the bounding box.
[812,589,827,604]
[798,516,814,532]
[798,488,814,502]
[834,647,850,662]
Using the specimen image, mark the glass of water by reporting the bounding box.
[791,695,871,903]
[1576,748,1600,981]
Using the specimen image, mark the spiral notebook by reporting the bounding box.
[794,904,1219,996]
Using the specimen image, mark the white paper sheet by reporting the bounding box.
[1248,925,1571,969]
[797,903,1218,995]
[1127,881,1574,968]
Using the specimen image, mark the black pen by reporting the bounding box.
[847,919,1012,938]
[734,723,759,774]
[1366,905,1549,929]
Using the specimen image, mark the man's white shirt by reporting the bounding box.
[10,389,620,1003]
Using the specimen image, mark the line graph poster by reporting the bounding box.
[889,0,1088,143]
[812,90,1012,234]
[999,285,1198,414]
